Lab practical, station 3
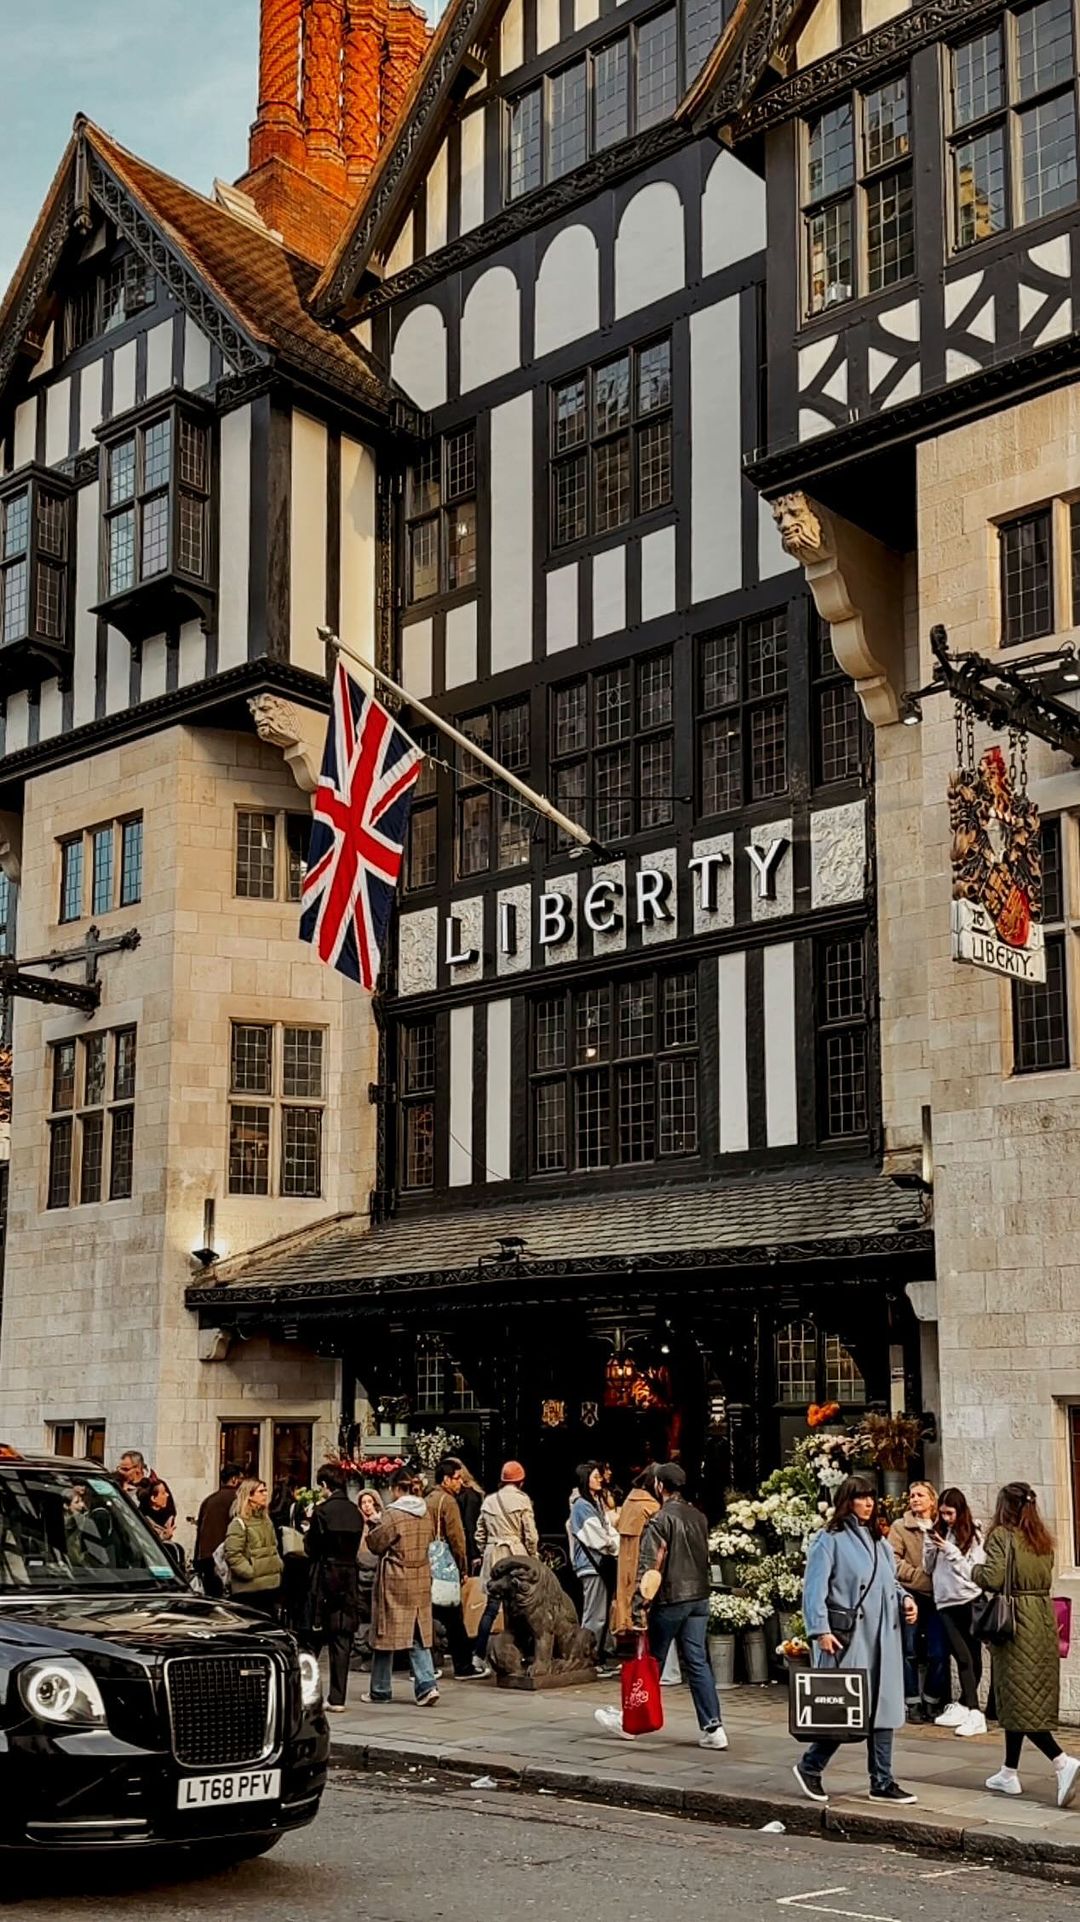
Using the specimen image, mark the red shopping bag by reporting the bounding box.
[1054,1596,1072,1660]
[621,1634,664,1735]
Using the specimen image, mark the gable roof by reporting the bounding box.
[0,119,408,428]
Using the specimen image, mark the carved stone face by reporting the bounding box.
[771,492,823,564]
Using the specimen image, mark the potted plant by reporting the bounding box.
[776,1614,811,1669]
[707,1591,747,1688]
[708,1523,761,1590]
[740,1594,774,1685]
[851,1411,926,1498]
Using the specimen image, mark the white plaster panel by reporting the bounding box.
[1029,233,1070,277]
[490,394,532,669]
[217,404,251,670]
[691,832,734,934]
[45,379,70,466]
[72,481,100,729]
[485,999,512,1182]
[340,434,376,663]
[459,108,486,236]
[38,679,62,742]
[543,871,578,965]
[501,0,524,71]
[184,318,212,389]
[141,636,167,702]
[398,906,438,995]
[447,895,484,985]
[639,847,678,946]
[701,149,765,275]
[449,1004,474,1186]
[763,942,798,1148]
[535,226,599,357]
[145,320,174,399]
[593,546,626,638]
[445,600,478,688]
[748,818,793,922]
[821,361,848,404]
[1036,300,1071,346]
[798,334,836,388]
[496,881,532,976]
[427,141,449,254]
[882,363,920,408]
[177,617,205,686]
[111,339,136,417]
[615,182,684,318]
[4,693,28,754]
[876,298,920,342]
[810,799,867,908]
[546,563,578,654]
[460,267,520,392]
[574,0,600,23]
[718,952,748,1154]
[640,525,676,622]
[401,618,434,699]
[585,859,627,958]
[946,348,981,383]
[537,0,559,52]
[12,401,34,468]
[36,324,54,375]
[79,358,103,448]
[391,305,447,412]
[386,215,413,277]
[691,297,741,603]
[867,347,896,393]
[1020,283,1048,330]
[944,272,983,327]
[799,407,834,440]
[105,627,129,716]
[967,298,995,343]
[289,411,327,675]
[759,494,799,581]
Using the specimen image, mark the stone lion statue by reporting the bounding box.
[486,1556,597,1681]
[771,492,824,565]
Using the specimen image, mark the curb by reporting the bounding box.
[329,1740,1080,1885]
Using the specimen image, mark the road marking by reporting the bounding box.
[917,1867,980,1881]
[776,1891,901,1921]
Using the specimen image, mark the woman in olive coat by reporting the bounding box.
[974,1482,1080,1806]
[224,1479,283,1616]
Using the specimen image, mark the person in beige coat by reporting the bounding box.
[473,1460,539,1669]
[888,1481,948,1720]
[363,1471,439,1705]
[612,1473,660,1638]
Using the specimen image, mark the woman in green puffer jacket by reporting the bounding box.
[974,1482,1079,1807]
[224,1479,283,1616]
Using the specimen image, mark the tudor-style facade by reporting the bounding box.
[689,0,1080,1708]
[189,0,932,1529]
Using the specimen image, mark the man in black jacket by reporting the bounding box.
[306,1466,364,1710]
[639,1464,726,1750]
[193,1462,243,1597]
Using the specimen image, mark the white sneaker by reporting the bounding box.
[699,1725,729,1750]
[986,1769,1022,1797]
[955,1709,987,1738]
[934,1703,967,1728]
[1057,1756,1080,1809]
[594,1705,633,1742]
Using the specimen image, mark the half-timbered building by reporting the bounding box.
[192,0,932,1526]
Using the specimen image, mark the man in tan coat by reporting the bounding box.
[427,1457,484,1680]
[364,1471,439,1705]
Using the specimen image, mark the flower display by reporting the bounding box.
[708,1591,773,1631]
[708,1525,761,1559]
[807,1402,841,1429]
[335,1454,405,1485]
[738,1553,804,1606]
[409,1428,465,1472]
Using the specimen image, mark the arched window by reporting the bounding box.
[775,1321,817,1404]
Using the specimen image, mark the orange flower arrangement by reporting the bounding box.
[807,1402,841,1429]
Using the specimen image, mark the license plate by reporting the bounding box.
[177,1768,281,1811]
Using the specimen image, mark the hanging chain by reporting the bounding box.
[965,706,975,777]
[954,698,965,774]
[1008,725,1018,791]
[1018,725,1029,799]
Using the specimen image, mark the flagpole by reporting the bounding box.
[316,626,610,861]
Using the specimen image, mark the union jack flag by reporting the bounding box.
[299,662,425,990]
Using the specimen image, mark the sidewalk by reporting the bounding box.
[326,1669,1080,1879]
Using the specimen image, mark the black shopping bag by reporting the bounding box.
[788,1665,870,1743]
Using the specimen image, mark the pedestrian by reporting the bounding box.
[194,1461,243,1597]
[597,1462,726,1750]
[363,1470,440,1706]
[975,1481,1080,1806]
[223,1478,283,1616]
[599,1463,622,1514]
[138,1478,185,1569]
[456,1464,484,1572]
[888,1481,948,1722]
[356,1489,384,1663]
[473,1460,539,1670]
[922,1486,986,1736]
[794,1474,918,1806]
[427,1457,484,1679]
[116,1450,155,1504]
[306,1464,364,1712]
[568,1461,619,1669]
[611,1470,660,1638]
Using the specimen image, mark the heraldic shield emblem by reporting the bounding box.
[948,744,1045,984]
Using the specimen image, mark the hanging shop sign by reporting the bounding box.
[948,732,1044,985]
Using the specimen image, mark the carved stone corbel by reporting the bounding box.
[771,493,905,726]
[0,811,23,885]
[247,695,323,793]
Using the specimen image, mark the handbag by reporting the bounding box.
[621,1633,664,1735]
[281,1524,305,1557]
[971,1535,1016,1645]
[428,1501,462,1608]
[789,1532,876,1745]
[1054,1596,1072,1660]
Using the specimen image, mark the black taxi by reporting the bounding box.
[0,1449,328,1857]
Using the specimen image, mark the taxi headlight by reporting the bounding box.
[299,1650,322,1710]
[19,1658,107,1727]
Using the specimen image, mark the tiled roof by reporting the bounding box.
[189,1167,931,1309]
[87,124,399,420]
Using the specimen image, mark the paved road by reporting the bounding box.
[1,1775,1075,1918]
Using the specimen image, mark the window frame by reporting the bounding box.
[947,1,1078,255]
[801,71,915,318]
[453,702,532,880]
[815,933,871,1143]
[227,1020,326,1200]
[773,1318,868,1408]
[696,613,790,819]
[94,397,214,634]
[999,505,1056,644]
[812,618,865,788]
[549,335,673,554]
[45,1419,107,1463]
[400,1019,437,1191]
[0,467,73,663]
[65,253,156,357]
[550,650,674,849]
[1011,813,1072,1073]
[233,807,310,903]
[46,1026,137,1210]
[405,426,477,606]
[56,815,143,925]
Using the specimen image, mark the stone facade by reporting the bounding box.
[0,723,380,1538]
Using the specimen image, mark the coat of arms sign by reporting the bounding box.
[948,739,1045,984]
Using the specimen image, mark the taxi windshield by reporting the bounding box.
[0,1467,185,1592]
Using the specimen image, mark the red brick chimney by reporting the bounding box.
[237,0,432,267]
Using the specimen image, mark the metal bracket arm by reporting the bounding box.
[902,626,1080,763]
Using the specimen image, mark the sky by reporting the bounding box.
[0,1,260,290]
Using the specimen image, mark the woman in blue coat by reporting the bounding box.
[794,1476,919,1806]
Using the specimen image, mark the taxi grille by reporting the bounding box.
[165,1656,274,1767]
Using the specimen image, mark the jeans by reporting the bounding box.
[902,1592,948,1705]
[939,1603,982,1711]
[648,1599,722,1733]
[434,1601,474,1676]
[580,1571,611,1660]
[802,1728,894,1793]
[369,1627,438,1702]
[475,1595,500,1660]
